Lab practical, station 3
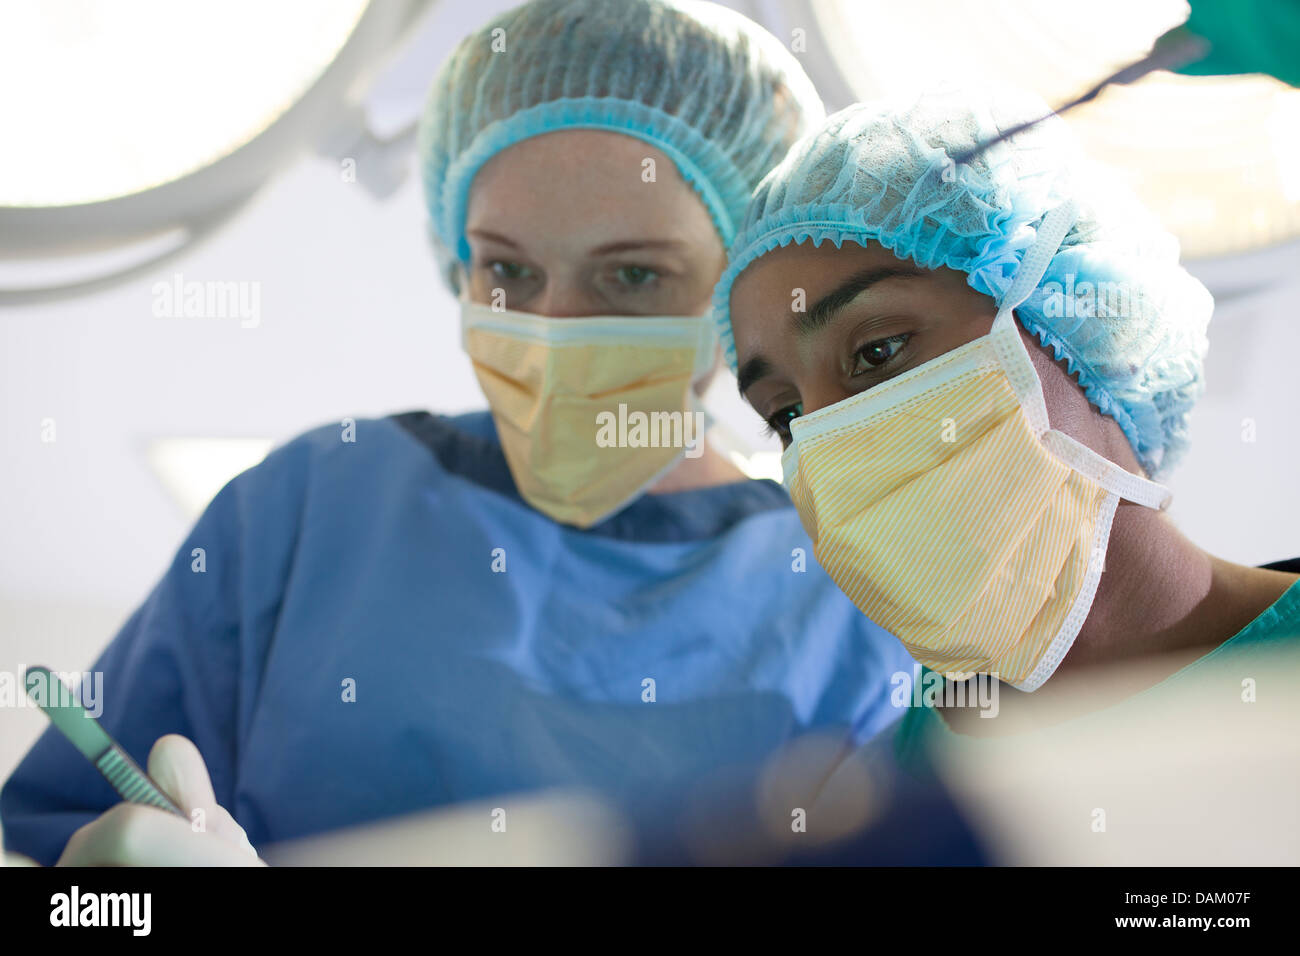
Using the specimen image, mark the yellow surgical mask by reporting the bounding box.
[781,203,1172,691]
[461,299,718,528]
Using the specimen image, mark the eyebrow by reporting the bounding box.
[464,232,686,257]
[588,238,688,256]
[465,229,521,249]
[735,266,925,397]
[798,266,923,335]
[736,355,773,396]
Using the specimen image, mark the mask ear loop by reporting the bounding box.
[989,201,1173,513]
[458,293,475,354]
[1042,430,1173,510]
[690,321,722,380]
[988,202,1078,437]
[994,201,1080,327]
[687,320,724,454]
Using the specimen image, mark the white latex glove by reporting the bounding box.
[57,734,266,866]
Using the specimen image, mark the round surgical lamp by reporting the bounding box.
[794,0,1300,262]
[0,0,430,298]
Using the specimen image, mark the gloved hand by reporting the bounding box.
[56,734,266,866]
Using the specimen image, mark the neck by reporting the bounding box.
[648,439,749,494]
[1065,505,1217,671]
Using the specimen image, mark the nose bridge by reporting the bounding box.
[798,376,853,418]
[533,271,602,318]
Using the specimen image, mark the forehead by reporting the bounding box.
[729,239,910,343]
[465,130,714,240]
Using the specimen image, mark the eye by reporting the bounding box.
[764,402,803,444]
[613,264,658,288]
[851,333,911,376]
[488,261,535,281]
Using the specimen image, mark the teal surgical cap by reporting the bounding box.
[714,85,1213,478]
[417,0,824,288]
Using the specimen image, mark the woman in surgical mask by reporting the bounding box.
[715,85,1299,743]
[0,0,916,866]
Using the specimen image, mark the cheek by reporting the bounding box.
[677,263,724,314]
[465,269,495,304]
[674,241,726,314]
[1021,331,1088,432]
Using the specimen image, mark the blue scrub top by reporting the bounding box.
[1,410,913,865]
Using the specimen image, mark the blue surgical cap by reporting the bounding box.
[713,85,1214,478]
[417,0,824,288]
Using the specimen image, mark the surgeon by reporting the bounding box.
[0,0,917,866]
[715,85,1300,744]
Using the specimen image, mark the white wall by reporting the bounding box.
[1168,248,1300,564]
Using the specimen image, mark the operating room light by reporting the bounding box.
[810,0,1300,258]
[0,0,370,208]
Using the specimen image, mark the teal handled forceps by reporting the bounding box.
[951,31,1210,166]
[953,0,1300,167]
[23,665,187,818]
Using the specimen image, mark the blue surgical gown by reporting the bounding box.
[1,410,913,865]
